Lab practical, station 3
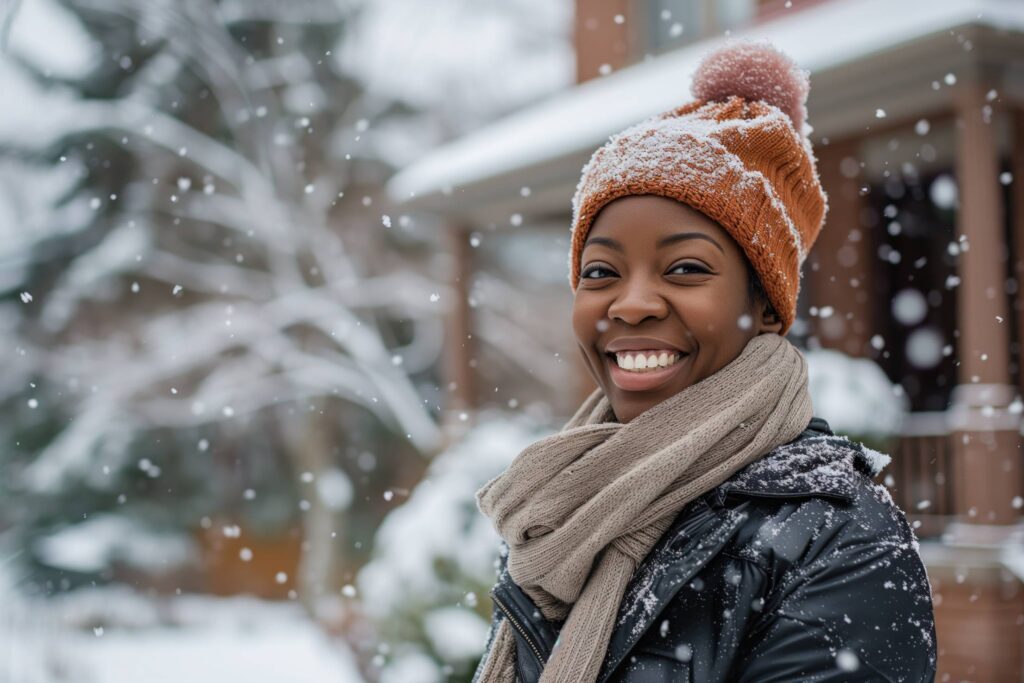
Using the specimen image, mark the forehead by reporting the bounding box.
[586,195,732,247]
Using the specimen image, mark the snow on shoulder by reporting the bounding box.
[723,434,921,555]
[723,433,892,502]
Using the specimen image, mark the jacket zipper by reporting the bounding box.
[491,593,546,666]
[723,488,852,503]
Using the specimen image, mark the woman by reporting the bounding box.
[471,40,937,683]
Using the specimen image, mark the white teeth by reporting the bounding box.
[613,350,682,373]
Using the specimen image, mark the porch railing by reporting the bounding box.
[885,412,956,539]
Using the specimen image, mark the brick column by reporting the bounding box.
[946,83,1023,539]
[574,0,633,84]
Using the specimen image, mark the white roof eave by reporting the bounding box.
[387,0,1024,217]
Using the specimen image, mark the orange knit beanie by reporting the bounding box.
[568,39,828,335]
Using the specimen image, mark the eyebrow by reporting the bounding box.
[582,232,725,255]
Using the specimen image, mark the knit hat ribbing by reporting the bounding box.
[568,39,828,335]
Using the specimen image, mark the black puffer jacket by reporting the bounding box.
[472,417,937,682]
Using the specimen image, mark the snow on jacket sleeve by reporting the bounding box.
[733,503,937,683]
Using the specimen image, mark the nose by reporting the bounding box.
[606,277,668,325]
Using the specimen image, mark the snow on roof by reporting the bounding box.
[387,0,1024,209]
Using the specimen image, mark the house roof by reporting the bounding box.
[387,0,1024,223]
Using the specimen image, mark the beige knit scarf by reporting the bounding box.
[474,333,813,683]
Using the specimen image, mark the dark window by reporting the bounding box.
[867,169,961,412]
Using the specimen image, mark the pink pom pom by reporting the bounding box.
[691,39,810,134]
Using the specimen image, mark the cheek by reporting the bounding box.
[673,286,745,324]
[571,297,598,343]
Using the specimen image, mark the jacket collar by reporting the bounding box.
[713,416,890,505]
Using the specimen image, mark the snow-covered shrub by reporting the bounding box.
[32,512,199,576]
[357,408,553,683]
[805,347,909,451]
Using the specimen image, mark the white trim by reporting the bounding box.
[387,0,1024,210]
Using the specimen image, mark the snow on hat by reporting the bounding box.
[568,38,828,335]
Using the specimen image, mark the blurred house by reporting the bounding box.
[388,0,1024,679]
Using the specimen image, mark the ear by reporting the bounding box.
[759,302,783,335]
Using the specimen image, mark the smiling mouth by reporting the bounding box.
[603,351,690,392]
[603,350,685,372]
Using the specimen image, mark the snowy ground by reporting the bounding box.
[0,587,365,683]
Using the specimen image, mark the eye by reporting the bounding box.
[668,262,711,275]
[581,265,615,280]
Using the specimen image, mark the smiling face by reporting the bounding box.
[571,194,782,423]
